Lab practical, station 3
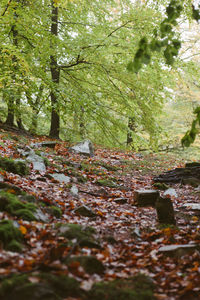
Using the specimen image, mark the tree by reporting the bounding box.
[0,0,185,148]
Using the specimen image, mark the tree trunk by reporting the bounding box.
[127,117,136,145]
[79,106,85,138]
[49,2,60,138]
[5,24,18,127]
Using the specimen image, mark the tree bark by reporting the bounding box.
[49,2,60,138]
[127,117,136,145]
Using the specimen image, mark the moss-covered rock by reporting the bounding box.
[39,273,82,298]
[0,156,29,175]
[88,273,155,300]
[96,179,118,188]
[93,161,120,171]
[0,273,82,300]
[0,191,37,220]
[153,182,169,190]
[0,181,24,194]
[50,206,62,218]
[15,208,36,221]
[57,223,101,249]
[67,255,105,275]
[0,220,23,252]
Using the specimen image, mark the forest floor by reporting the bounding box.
[0,128,200,300]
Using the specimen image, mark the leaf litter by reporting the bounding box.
[0,131,200,299]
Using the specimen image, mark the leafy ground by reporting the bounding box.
[0,129,200,300]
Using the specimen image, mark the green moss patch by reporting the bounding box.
[0,191,37,221]
[50,206,62,218]
[0,273,82,300]
[0,156,29,175]
[88,273,155,300]
[57,223,101,248]
[96,178,118,188]
[67,255,105,275]
[0,220,23,252]
[93,160,121,171]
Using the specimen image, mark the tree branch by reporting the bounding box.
[1,0,12,17]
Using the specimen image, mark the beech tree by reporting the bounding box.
[0,0,195,147]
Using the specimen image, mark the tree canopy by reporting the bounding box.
[0,0,200,149]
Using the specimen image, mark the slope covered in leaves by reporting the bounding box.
[0,129,200,300]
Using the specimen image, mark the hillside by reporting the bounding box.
[0,129,199,300]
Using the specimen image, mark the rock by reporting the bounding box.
[67,255,105,275]
[0,156,29,175]
[158,244,198,257]
[182,203,200,210]
[134,189,159,207]
[0,174,4,182]
[74,205,96,217]
[58,223,101,249]
[0,220,23,252]
[0,182,23,194]
[70,139,94,157]
[163,188,177,197]
[153,182,169,190]
[96,179,118,188]
[182,177,200,187]
[5,283,60,300]
[185,162,200,167]
[33,208,49,222]
[26,151,46,172]
[70,184,79,197]
[50,173,70,184]
[114,198,128,204]
[89,273,155,300]
[155,197,176,225]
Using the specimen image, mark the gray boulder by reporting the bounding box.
[70,140,94,157]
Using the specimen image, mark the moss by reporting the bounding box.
[67,255,105,275]
[39,273,81,298]
[0,274,29,298]
[0,220,23,251]
[0,156,29,175]
[50,206,62,218]
[89,274,155,300]
[6,240,23,252]
[93,161,120,171]
[153,182,169,190]
[0,191,37,220]
[58,223,94,240]
[15,209,36,221]
[0,272,82,300]
[96,179,117,188]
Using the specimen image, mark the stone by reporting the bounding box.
[74,205,96,217]
[26,151,46,172]
[50,173,70,184]
[33,208,49,223]
[155,197,176,225]
[153,182,169,190]
[70,184,79,197]
[185,162,200,167]
[70,139,94,157]
[58,223,101,249]
[114,198,128,204]
[67,255,105,275]
[134,189,159,207]
[158,244,198,257]
[163,188,177,198]
[0,156,29,175]
[182,203,200,210]
[182,177,200,187]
